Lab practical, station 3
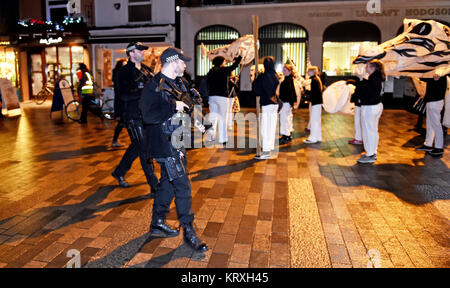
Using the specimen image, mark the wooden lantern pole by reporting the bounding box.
[252,15,261,157]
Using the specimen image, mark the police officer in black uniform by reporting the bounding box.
[112,42,159,196]
[139,48,208,252]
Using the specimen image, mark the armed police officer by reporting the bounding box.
[139,48,208,252]
[112,42,159,197]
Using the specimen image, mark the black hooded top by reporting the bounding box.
[279,74,296,106]
[252,57,280,106]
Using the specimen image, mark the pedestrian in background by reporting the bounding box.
[77,63,103,124]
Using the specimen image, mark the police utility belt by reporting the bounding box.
[155,149,187,182]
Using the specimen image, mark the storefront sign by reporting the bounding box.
[356,9,400,17]
[405,8,450,17]
[39,37,63,45]
[356,7,449,17]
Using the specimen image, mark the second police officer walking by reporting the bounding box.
[139,48,208,252]
[111,42,159,197]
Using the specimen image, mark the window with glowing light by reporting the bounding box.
[0,46,19,87]
[322,41,378,76]
[259,23,308,75]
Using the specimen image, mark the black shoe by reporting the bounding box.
[112,171,130,188]
[150,219,179,238]
[285,136,292,144]
[183,223,208,252]
[427,148,444,157]
[415,145,433,152]
[279,135,287,145]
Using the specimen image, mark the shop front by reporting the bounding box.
[14,17,90,101]
[89,25,175,89]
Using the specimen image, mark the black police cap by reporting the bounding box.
[160,47,192,64]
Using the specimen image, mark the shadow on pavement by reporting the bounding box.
[318,157,450,205]
[190,158,259,181]
[0,185,150,244]
[85,233,204,268]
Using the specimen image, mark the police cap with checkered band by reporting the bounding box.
[160,47,192,64]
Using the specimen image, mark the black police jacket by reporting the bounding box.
[117,61,154,121]
[139,72,180,158]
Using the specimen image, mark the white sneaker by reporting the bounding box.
[254,151,271,160]
[304,139,319,144]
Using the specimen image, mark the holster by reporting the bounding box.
[156,151,187,182]
[126,119,145,145]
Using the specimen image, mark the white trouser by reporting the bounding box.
[361,103,383,156]
[354,106,362,141]
[307,104,322,142]
[307,102,312,129]
[227,97,235,129]
[280,102,294,136]
[208,96,231,143]
[425,100,444,149]
[261,104,279,152]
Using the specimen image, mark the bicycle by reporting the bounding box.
[34,82,54,105]
[65,87,115,122]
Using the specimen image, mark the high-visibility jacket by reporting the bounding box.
[81,72,94,95]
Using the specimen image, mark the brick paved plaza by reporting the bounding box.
[0,102,448,268]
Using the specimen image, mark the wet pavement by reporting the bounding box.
[0,101,448,268]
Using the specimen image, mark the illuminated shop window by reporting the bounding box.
[259,23,307,75]
[195,25,240,77]
[0,47,19,87]
[322,21,381,77]
[322,41,377,76]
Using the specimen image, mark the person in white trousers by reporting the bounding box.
[278,64,300,144]
[252,56,280,159]
[304,66,323,144]
[415,74,447,157]
[206,55,242,144]
[356,60,385,164]
[347,78,363,145]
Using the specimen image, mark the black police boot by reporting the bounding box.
[150,219,179,238]
[112,171,130,188]
[182,223,208,252]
